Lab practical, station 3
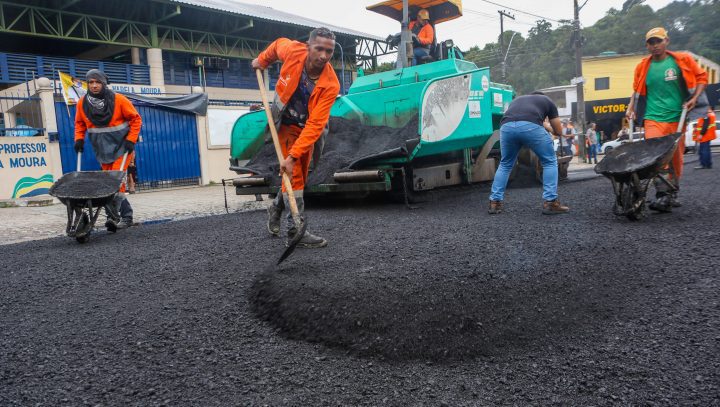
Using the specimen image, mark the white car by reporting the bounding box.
[684,115,720,153]
[600,132,644,154]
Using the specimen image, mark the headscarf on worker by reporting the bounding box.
[75,69,142,166]
[82,69,116,127]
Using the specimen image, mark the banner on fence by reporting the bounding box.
[58,71,87,105]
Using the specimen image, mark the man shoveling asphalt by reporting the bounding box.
[252,27,340,248]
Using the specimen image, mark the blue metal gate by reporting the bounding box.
[56,101,201,189]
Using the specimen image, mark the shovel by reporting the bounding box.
[255,68,307,265]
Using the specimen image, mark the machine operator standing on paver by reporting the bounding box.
[74,69,142,230]
[252,27,340,249]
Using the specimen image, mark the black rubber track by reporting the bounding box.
[1,163,718,405]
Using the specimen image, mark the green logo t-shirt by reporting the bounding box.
[644,56,687,123]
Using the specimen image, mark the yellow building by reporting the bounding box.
[582,51,720,102]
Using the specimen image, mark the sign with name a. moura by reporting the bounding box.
[0,137,53,199]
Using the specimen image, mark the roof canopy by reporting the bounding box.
[366,0,462,24]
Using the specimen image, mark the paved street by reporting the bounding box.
[0,161,601,246]
[0,157,717,405]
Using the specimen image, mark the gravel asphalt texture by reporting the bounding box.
[1,162,718,405]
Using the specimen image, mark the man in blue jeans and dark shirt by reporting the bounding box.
[488,92,570,215]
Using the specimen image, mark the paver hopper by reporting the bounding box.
[229,0,515,200]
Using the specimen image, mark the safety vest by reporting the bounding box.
[693,111,717,144]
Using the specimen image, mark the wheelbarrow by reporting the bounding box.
[49,153,128,243]
[594,110,685,221]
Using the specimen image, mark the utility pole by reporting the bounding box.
[498,10,515,81]
[573,0,587,163]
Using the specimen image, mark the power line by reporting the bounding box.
[468,2,562,23]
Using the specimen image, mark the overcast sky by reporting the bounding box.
[238,0,674,50]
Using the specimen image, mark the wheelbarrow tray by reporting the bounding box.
[594,134,679,182]
[49,170,124,207]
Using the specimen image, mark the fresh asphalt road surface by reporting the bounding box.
[1,165,718,405]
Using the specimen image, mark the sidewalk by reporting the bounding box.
[0,185,268,245]
[566,159,601,182]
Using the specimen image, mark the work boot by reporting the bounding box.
[267,194,284,237]
[669,192,682,208]
[283,194,327,248]
[287,228,328,248]
[488,200,503,214]
[542,199,570,215]
[115,217,133,230]
[649,195,672,213]
[105,218,118,233]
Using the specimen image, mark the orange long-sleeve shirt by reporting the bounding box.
[74,93,142,143]
[409,21,434,46]
[257,38,340,159]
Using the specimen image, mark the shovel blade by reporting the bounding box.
[277,216,307,265]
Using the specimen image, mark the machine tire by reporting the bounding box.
[76,234,90,244]
[604,146,613,154]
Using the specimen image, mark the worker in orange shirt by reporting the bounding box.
[693,107,716,170]
[74,69,142,230]
[626,27,709,212]
[410,9,434,65]
[252,27,340,248]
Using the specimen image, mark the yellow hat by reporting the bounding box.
[417,9,430,21]
[645,27,668,41]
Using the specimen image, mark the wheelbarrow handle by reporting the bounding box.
[76,152,81,172]
[677,107,688,133]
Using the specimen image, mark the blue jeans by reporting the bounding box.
[412,47,430,66]
[698,141,712,168]
[490,121,559,202]
[587,144,598,162]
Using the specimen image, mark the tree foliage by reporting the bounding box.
[462,0,720,94]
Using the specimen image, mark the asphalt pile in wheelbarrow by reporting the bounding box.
[50,171,124,199]
[241,116,419,186]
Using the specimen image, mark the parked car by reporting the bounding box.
[600,132,644,154]
[684,114,720,153]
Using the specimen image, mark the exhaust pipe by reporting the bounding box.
[232,177,269,187]
[333,170,385,183]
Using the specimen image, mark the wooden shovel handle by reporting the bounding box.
[255,69,301,223]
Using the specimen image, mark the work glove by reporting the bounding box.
[74,139,84,153]
[123,139,135,152]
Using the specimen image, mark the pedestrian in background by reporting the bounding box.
[488,91,570,215]
[586,122,598,164]
[127,155,138,194]
[693,106,716,169]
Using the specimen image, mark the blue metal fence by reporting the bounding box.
[55,102,201,188]
[0,52,150,85]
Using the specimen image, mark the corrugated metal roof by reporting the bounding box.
[170,0,383,41]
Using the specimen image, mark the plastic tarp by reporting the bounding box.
[121,93,209,116]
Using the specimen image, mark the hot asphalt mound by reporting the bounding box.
[250,259,629,361]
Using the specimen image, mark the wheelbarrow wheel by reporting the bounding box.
[76,234,90,244]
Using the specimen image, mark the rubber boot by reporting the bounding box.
[267,194,284,236]
[115,195,134,229]
[649,177,673,213]
[285,195,328,248]
[104,194,122,232]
